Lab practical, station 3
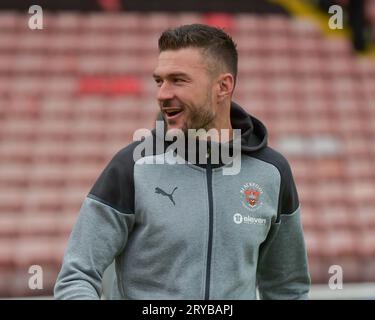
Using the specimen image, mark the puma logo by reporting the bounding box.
[155,187,178,206]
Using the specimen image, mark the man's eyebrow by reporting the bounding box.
[152,72,190,79]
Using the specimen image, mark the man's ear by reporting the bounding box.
[217,73,235,102]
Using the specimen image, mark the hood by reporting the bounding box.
[230,101,268,153]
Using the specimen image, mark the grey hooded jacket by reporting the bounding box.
[54,102,310,300]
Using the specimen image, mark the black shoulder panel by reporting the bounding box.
[248,147,299,222]
[89,140,142,214]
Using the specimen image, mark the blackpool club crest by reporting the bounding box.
[240,182,263,211]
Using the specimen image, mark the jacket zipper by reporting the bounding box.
[204,151,214,300]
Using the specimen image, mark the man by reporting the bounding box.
[54,24,310,299]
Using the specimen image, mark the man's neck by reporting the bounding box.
[208,103,233,143]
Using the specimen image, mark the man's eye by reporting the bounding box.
[155,79,163,86]
[173,78,185,84]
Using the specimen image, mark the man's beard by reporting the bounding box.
[180,93,216,134]
[181,106,215,134]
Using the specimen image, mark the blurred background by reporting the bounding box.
[0,0,374,299]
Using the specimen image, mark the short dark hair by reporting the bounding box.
[158,24,238,83]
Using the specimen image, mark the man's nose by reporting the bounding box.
[157,82,174,102]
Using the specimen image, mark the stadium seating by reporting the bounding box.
[0,12,374,297]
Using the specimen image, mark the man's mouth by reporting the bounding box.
[163,108,184,120]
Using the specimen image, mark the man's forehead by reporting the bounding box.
[153,48,209,76]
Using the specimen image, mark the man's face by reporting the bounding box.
[153,48,217,133]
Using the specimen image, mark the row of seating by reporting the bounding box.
[0,12,320,32]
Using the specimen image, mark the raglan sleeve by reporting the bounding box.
[54,145,136,300]
[256,155,311,300]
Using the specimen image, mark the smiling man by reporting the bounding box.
[54,24,311,300]
[153,47,232,135]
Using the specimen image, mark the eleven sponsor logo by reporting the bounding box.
[233,213,266,225]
